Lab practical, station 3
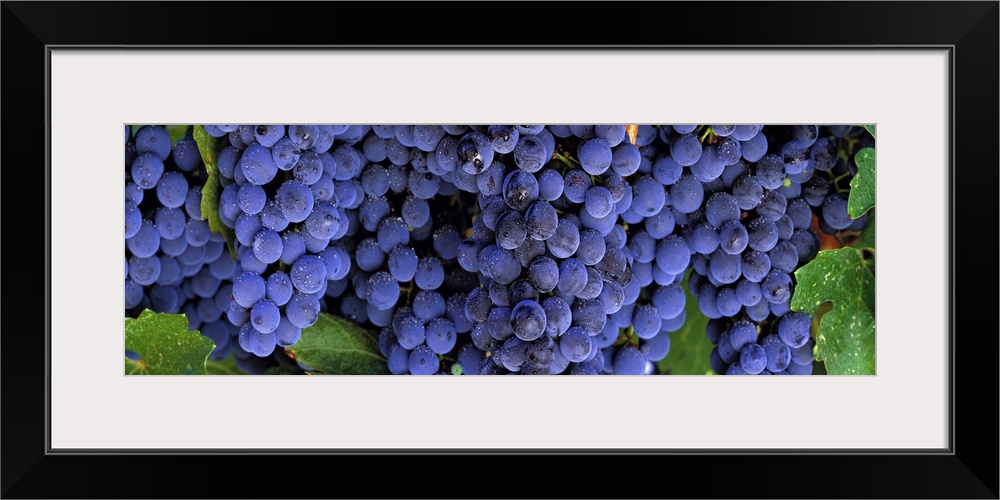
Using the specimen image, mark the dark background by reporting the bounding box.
[2,2,996,498]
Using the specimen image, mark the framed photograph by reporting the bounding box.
[3,1,995,498]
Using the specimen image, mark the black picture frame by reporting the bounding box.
[3,2,996,498]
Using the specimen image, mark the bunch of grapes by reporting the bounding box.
[202,125,358,372]
[124,125,240,364]
[663,125,869,375]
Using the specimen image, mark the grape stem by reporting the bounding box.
[552,150,580,170]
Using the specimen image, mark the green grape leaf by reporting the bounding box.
[656,269,712,375]
[166,125,189,146]
[791,248,876,375]
[125,310,215,375]
[193,125,236,259]
[286,313,388,375]
[848,147,875,218]
[864,124,876,139]
[206,353,246,375]
[263,363,305,376]
[853,211,876,250]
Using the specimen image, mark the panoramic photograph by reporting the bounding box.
[124,124,876,376]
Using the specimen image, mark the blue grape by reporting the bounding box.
[401,195,430,228]
[248,229,281,264]
[232,271,266,308]
[778,311,812,348]
[537,169,564,201]
[768,240,800,273]
[780,140,810,174]
[705,192,739,228]
[293,151,324,185]
[386,245,418,282]
[263,271,293,306]
[670,133,702,166]
[276,180,315,223]
[126,219,161,258]
[731,174,763,211]
[632,304,662,339]
[457,132,494,174]
[562,168,591,204]
[613,346,646,375]
[691,145,724,182]
[652,153,683,186]
[559,327,593,363]
[727,320,757,351]
[718,220,749,255]
[233,212,262,247]
[412,290,446,322]
[611,142,642,176]
[285,292,320,329]
[761,269,793,304]
[502,169,539,212]
[651,283,685,319]
[250,299,281,334]
[822,193,853,230]
[252,125,284,148]
[408,171,441,199]
[512,134,548,173]
[640,332,671,362]
[577,138,612,175]
[785,360,813,375]
[631,175,666,217]
[789,229,818,262]
[155,172,189,209]
[511,300,547,341]
[757,189,787,222]
[725,363,748,375]
[425,318,457,354]
[715,287,741,317]
[595,125,626,146]
[670,174,704,214]
[731,125,761,141]
[495,210,527,250]
[273,318,301,347]
[476,160,506,195]
[131,153,165,190]
[761,334,792,372]
[408,345,439,375]
[288,125,319,150]
[740,344,767,374]
[128,255,161,286]
[655,235,690,275]
[709,249,742,284]
[290,254,327,294]
[415,257,445,290]
[755,155,786,190]
[487,125,519,154]
[735,279,763,307]
[585,186,614,218]
[547,218,580,259]
[135,126,171,160]
[386,343,410,375]
[523,201,558,241]
[239,144,279,186]
[810,137,839,171]
[747,217,779,252]
[688,222,720,255]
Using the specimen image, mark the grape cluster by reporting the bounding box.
[124,125,241,365]
[199,125,363,373]
[126,124,869,375]
[666,125,869,375]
